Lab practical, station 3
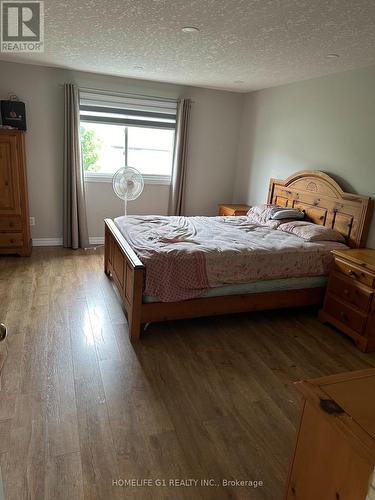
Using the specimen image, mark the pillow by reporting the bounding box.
[247,204,305,227]
[278,221,345,242]
[246,204,278,225]
[270,208,305,220]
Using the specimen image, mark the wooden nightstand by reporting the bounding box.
[319,248,375,352]
[218,203,250,216]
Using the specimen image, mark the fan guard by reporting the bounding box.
[113,166,144,201]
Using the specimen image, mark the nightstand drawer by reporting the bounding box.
[325,296,367,334]
[334,258,375,288]
[329,273,373,312]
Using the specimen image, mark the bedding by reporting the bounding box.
[114,215,348,302]
[246,204,304,227]
[143,276,328,303]
[246,204,280,226]
[278,220,346,242]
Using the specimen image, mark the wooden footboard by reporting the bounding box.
[104,219,144,341]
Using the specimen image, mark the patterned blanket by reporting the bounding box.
[114,215,347,302]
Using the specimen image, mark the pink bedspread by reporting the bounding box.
[114,215,347,302]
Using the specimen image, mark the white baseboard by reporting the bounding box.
[32,237,104,247]
[89,237,105,245]
[32,238,63,246]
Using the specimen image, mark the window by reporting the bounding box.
[79,100,176,184]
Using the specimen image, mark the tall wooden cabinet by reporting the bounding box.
[0,130,31,256]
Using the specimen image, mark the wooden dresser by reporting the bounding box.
[286,369,375,500]
[319,249,375,352]
[218,203,250,216]
[0,130,31,256]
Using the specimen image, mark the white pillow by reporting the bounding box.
[270,208,305,220]
[278,221,345,242]
[246,204,278,225]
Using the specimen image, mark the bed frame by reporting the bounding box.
[104,170,373,341]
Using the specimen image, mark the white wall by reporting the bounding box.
[0,60,242,239]
[2,59,374,246]
[234,66,375,248]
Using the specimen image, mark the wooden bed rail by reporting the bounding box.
[104,219,144,341]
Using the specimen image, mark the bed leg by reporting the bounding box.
[128,314,141,342]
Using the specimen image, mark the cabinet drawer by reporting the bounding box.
[325,296,367,334]
[329,273,373,312]
[334,258,375,288]
[0,233,23,247]
[0,216,22,231]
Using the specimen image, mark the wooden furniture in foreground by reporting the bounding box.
[319,249,375,352]
[0,130,31,256]
[286,369,375,500]
[104,170,373,341]
[218,203,250,216]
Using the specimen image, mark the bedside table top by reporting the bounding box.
[218,203,250,210]
[332,248,375,273]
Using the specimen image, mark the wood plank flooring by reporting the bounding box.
[1,247,375,500]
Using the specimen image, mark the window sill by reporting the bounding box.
[84,173,172,185]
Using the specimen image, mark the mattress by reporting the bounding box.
[114,215,347,302]
[142,276,328,303]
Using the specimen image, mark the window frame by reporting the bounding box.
[80,104,176,185]
[83,171,172,185]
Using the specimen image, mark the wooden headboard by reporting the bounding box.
[267,170,373,248]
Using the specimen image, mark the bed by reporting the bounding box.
[104,170,373,341]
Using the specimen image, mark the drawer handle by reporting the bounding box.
[343,289,349,296]
[347,269,357,278]
[0,323,7,342]
[320,399,344,415]
[340,311,348,322]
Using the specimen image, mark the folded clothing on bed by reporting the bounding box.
[114,215,347,302]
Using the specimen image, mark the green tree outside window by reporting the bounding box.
[80,126,102,172]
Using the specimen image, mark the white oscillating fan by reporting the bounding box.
[112,166,144,215]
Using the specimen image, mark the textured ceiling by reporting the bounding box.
[1,0,375,91]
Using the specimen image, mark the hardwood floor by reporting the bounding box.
[1,247,375,500]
